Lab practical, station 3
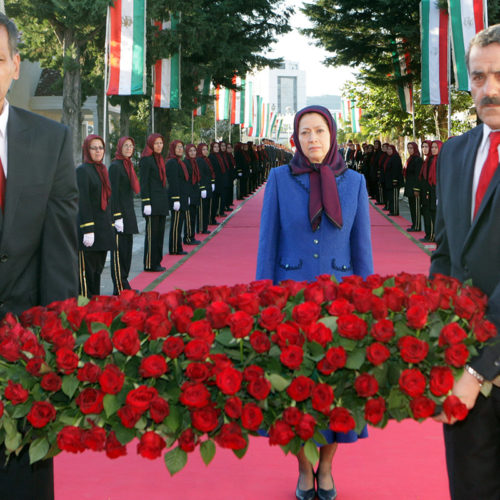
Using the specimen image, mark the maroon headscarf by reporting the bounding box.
[141,134,166,187]
[427,140,443,186]
[168,140,189,181]
[82,134,111,211]
[114,136,140,194]
[419,140,434,182]
[197,143,215,177]
[210,142,226,173]
[185,143,201,184]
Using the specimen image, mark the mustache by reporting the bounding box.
[480,96,500,106]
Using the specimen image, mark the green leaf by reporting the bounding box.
[29,437,49,464]
[318,316,338,332]
[268,374,290,392]
[215,328,236,347]
[5,432,22,452]
[2,415,17,436]
[165,405,180,433]
[103,394,121,418]
[114,426,136,445]
[77,295,90,307]
[10,401,31,419]
[338,337,357,352]
[345,348,365,370]
[303,440,319,467]
[312,430,328,446]
[232,444,248,459]
[62,375,79,399]
[387,387,408,411]
[306,341,325,361]
[200,439,216,466]
[164,447,188,476]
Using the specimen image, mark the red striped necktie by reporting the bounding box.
[474,131,500,218]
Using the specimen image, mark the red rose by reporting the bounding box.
[366,342,391,366]
[186,290,211,309]
[241,403,263,431]
[187,319,215,344]
[228,310,254,339]
[121,309,147,330]
[445,344,469,367]
[49,328,74,351]
[406,305,428,330]
[364,397,386,425]
[55,347,79,374]
[304,322,332,348]
[383,287,406,311]
[410,396,436,419]
[269,420,295,446]
[184,339,210,361]
[371,296,388,320]
[259,306,285,331]
[105,431,127,459]
[126,385,158,412]
[259,285,290,309]
[137,431,166,460]
[247,377,271,400]
[329,407,355,433]
[191,406,219,432]
[76,388,104,415]
[398,336,429,363]
[209,353,233,375]
[370,319,395,343]
[57,426,85,453]
[178,428,197,452]
[112,327,140,356]
[303,282,325,305]
[99,364,125,394]
[117,404,142,428]
[179,382,211,408]
[82,426,106,451]
[206,301,232,329]
[41,372,62,392]
[83,330,113,359]
[325,346,347,370]
[337,314,367,340]
[186,362,210,382]
[454,295,477,320]
[429,366,455,396]
[224,396,243,419]
[443,395,468,421]
[474,319,497,343]
[162,336,184,359]
[149,396,170,423]
[292,302,321,327]
[283,407,303,426]
[26,357,43,376]
[232,292,260,315]
[352,287,374,313]
[273,322,304,348]
[439,323,467,346]
[399,368,426,397]
[77,362,102,383]
[354,373,379,397]
[170,305,194,333]
[0,400,4,418]
[280,345,304,370]
[216,367,243,395]
[249,330,271,353]
[327,298,355,317]
[296,414,316,441]
[85,311,114,330]
[243,365,264,382]
[4,380,29,405]
[0,336,21,362]
[365,274,384,289]
[311,383,334,414]
[66,307,86,330]
[286,376,314,402]
[215,422,247,450]
[144,315,172,340]
[27,401,56,428]
[139,354,168,378]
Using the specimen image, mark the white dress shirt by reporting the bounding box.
[0,100,9,177]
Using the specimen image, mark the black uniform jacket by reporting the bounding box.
[197,158,213,199]
[404,156,423,196]
[139,155,169,216]
[166,158,190,210]
[109,159,139,234]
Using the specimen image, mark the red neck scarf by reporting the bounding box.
[168,140,189,181]
[419,140,434,182]
[142,133,166,187]
[197,143,215,177]
[186,144,201,184]
[82,134,111,211]
[114,136,140,194]
[427,141,443,186]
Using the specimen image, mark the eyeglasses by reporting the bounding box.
[89,146,104,151]
[123,144,134,148]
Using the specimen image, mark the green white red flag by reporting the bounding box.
[215,86,230,121]
[230,77,246,125]
[193,78,210,116]
[107,0,146,95]
[392,41,413,113]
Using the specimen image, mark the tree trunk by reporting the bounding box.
[61,29,82,165]
[434,104,448,140]
[120,98,131,137]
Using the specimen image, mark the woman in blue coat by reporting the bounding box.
[256,105,373,500]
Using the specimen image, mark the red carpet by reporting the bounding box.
[55,187,449,499]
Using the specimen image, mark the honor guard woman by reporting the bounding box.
[418,140,437,242]
[185,143,203,243]
[383,144,403,216]
[77,135,115,297]
[197,142,217,226]
[403,142,423,232]
[109,136,140,294]
[209,142,227,218]
[166,140,190,254]
[139,133,169,272]
[256,105,373,500]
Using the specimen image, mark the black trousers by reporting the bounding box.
[169,209,184,254]
[407,193,421,230]
[198,197,210,232]
[421,187,436,240]
[0,447,53,500]
[213,192,223,217]
[208,197,217,225]
[391,185,400,215]
[183,207,195,243]
[79,250,106,298]
[111,232,133,294]
[444,387,500,500]
[143,215,166,270]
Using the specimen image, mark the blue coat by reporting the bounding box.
[256,165,373,284]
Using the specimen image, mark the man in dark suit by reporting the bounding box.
[0,14,78,500]
[431,24,500,500]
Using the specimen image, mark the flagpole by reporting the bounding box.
[191,112,194,143]
[151,66,155,134]
[484,0,488,27]
[412,91,416,140]
[104,6,110,146]
[447,14,452,139]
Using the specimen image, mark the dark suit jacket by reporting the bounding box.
[0,106,78,318]
[166,158,190,210]
[109,159,139,234]
[430,124,500,380]
[139,156,169,215]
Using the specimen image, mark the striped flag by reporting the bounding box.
[449,0,486,91]
[421,0,449,104]
[351,107,362,133]
[393,41,413,113]
[193,78,210,116]
[341,99,351,123]
[276,117,284,140]
[230,77,246,125]
[244,80,253,129]
[107,0,146,95]
[269,111,278,137]
[215,86,230,121]
[152,15,181,108]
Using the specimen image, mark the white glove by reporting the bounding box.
[83,233,95,247]
[201,190,207,199]
[173,201,181,211]
[238,172,243,177]
[211,183,215,192]
[188,197,191,205]
[143,205,152,216]
[115,218,124,233]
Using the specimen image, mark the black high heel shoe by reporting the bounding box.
[295,475,316,500]
[315,470,337,500]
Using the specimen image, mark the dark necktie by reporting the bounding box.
[0,157,5,212]
[474,131,500,218]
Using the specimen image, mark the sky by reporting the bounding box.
[268,0,356,97]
